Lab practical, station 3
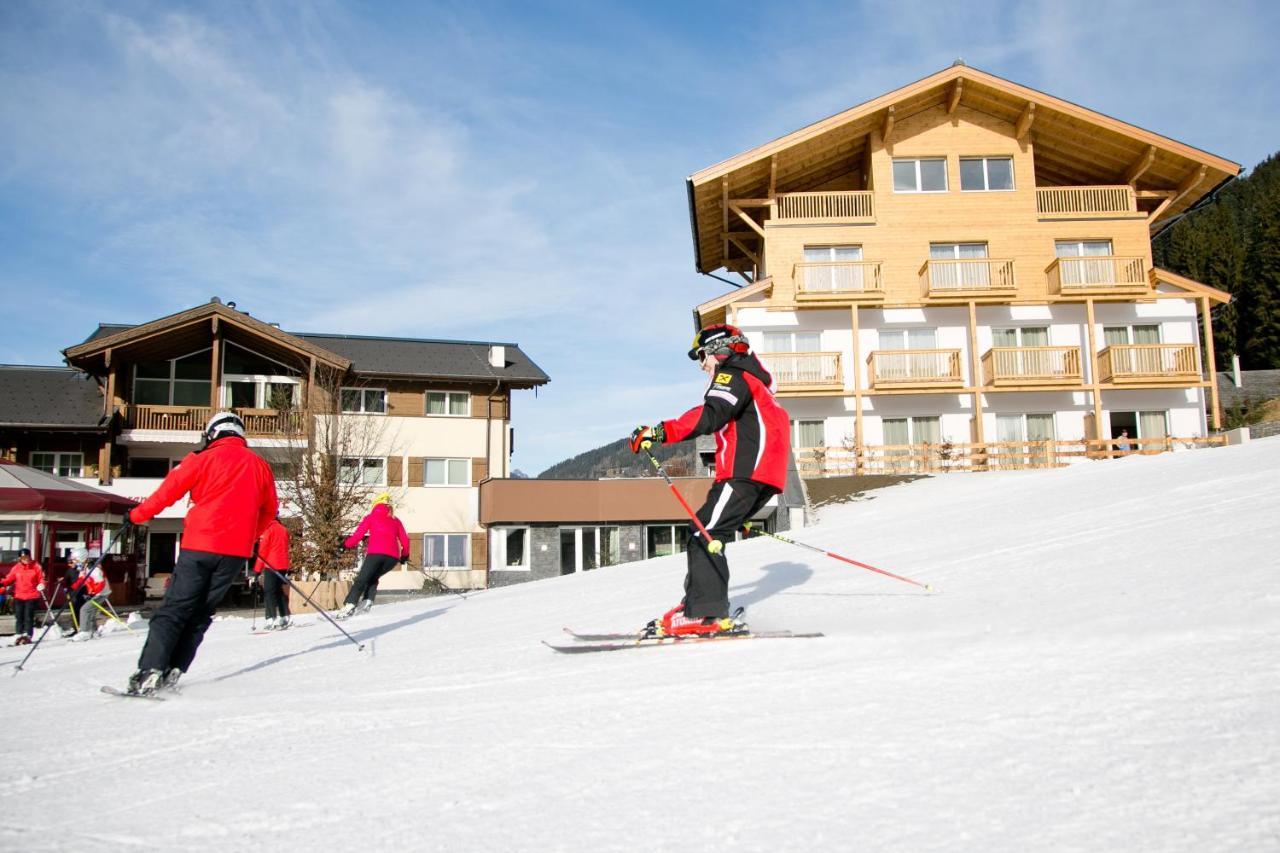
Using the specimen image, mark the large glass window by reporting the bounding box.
[0,523,25,563]
[134,350,212,406]
[802,245,865,292]
[893,158,948,193]
[30,452,84,478]
[882,416,942,472]
[929,242,990,289]
[793,420,825,449]
[339,457,385,486]
[425,458,470,486]
[340,388,387,414]
[491,527,529,570]
[878,328,938,350]
[646,524,690,558]
[426,391,471,416]
[762,331,822,353]
[959,157,1014,191]
[424,533,468,569]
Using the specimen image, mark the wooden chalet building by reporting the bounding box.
[685,64,1239,472]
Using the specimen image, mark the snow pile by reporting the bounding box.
[2,440,1278,852]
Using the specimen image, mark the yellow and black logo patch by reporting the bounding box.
[714,372,733,385]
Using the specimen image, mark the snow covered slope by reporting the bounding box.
[3,439,1278,852]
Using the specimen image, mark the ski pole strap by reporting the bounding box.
[743,524,934,592]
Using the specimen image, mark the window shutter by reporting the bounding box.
[407,457,425,487]
[386,456,404,487]
[409,533,423,567]
[471,457,489,487]
[470,531,488,570]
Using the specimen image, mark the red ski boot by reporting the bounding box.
[648,604,745,638]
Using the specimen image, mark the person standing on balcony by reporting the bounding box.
[68,547,111,641]
[334,493,409,619]
[627,323,791,637]
[1,548,45,645]
[118,412,277,695]
[253,516,292,630]
[1115,429,1132,454]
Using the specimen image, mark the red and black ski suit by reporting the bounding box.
[128,435,278,674]
[2,558,45,639]
[659,351,791,618]
[253,519,291,622]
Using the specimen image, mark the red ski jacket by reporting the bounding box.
[253,519,291,574]
[662,352,792,491]
[344,503,409,559]
[0,559,45,600]
[71,565,109,597]
[129,436,278,559]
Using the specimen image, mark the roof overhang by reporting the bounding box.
[687,64,1241,274]
[693,277,773,325]
[1151,267,1232,305]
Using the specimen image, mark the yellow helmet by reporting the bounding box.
[371,492,392,508]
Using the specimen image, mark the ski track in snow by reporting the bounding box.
[3,440,1279,852]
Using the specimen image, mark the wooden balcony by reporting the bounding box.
[124,405,303,436]
[794,261,884,303]
[774,191,874,225]
[1097,344,1200,384]
[757,352,844,392]
[921,258,1016,298]
[1048,256,1148,295]
[1035,186,1142,220]
[982,346,1082,387]
[867,349,964,389]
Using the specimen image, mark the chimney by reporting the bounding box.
[1232,354,1242,388]
[488,345,505,369]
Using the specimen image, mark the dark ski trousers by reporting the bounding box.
[137,549,246,673]
[13,598,37,637]
[682,478,779,619]
[344,554,400,606]
[262,569,291,621]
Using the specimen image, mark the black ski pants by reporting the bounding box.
[13,598,38,638]
[262,568,291,620]
[344,554,400,606]
[137,549,246,673]
[682,478,779,619]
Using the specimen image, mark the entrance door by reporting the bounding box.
[559,529,578,575]
[148,532,178,576]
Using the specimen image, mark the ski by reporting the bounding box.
[251,623,314,636]
[545,630,824,654]
[100,685,165,702]
[563,606,749,642]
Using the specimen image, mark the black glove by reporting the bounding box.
[399,555,409,566]
[336,534,348,556]
[628,423,666,454]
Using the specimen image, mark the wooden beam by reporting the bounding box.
[729,203,766,238]
[881,105,895,145]
[1124,145,1156,185]
[768,155,777,199]
[947,78,963,115]
[1016,101,1036,139]
[727,233,760,267]
[728,198,772,207]
[721,177,729,261]
[1172,164,1208,206]
[1201,296,1221,430]
[968,301,984,444]
[1135,190,1175,199]
[851,305,863,474]
[1085,298,1103,450]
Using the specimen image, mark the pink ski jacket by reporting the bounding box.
[344,503,409,560]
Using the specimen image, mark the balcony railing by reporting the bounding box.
[867,349,964,389]
[1048,256,1147,294]
[775,191,874,224]
[921,258,1016,296]
[125,405,303,436]
[1097,344,1200,383]
[794,261,884,301]
[1035,186,1140,219]
[757,352,843,391]
[982,346,1082,386]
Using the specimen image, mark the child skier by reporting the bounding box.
[120,412,277,695]
[69,547,111,641]
[1,548,45,645]
[334,493,409,618]
[628,323,791,637]
[253,517,292,630]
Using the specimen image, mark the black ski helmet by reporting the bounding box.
[202,411,246,448]
[688,323,750,361]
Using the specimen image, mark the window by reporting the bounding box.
[491,527,529,570]
[802,245,865,292]
[222,344,301,409]
[339,457,385,486]
[0,523,24,563]
[426,391,471,417]
[992,327,1049,347]
[878,328,938,350]
[424,533,468,569]
[995,413,1056,468]
[559,526,621,573]
[1103,324,1161,347]
[959,157,1014,191]
[425,458,470,486]
[30,452,84,478]
[646,524,690,558]
[128,457,172,478]
[762,331,822,353]
[893,158,948,192]
[793,420,825,449]
[882,416,942,472]
[1055,240,1115,286]
[134,350,212,406]
[929,242,990,289]
[340,388,387,414]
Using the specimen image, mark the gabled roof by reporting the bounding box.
[687,64,1241,273]
[1151,268,1232,304]
[0,366,105,429]
[294,333,549,387]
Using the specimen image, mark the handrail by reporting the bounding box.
[756,351,843,386]
[921,258,1016,293]
[1049,256,1146,292]
[775,191,874,222]
[794,261,883,295]
[1035,185,1136,216]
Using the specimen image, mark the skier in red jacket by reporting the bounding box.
[628,324,791,637]
[253,517,292,630]
[2,548,45,645]
[120,412,278,695]
[68,547,111,641]
[335,493,409,619]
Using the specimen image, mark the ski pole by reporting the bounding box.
[91,599,134,632]
[411,562,470,600]
[642,447,721,552]
[251,574,259,632]
[38,581,63,630]
[255,557,366,652]
[15,529,126,675]
[743,523,935,592]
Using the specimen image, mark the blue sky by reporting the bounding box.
[2,0,1277,474]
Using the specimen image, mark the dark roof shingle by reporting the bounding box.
[0,366,105,429]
